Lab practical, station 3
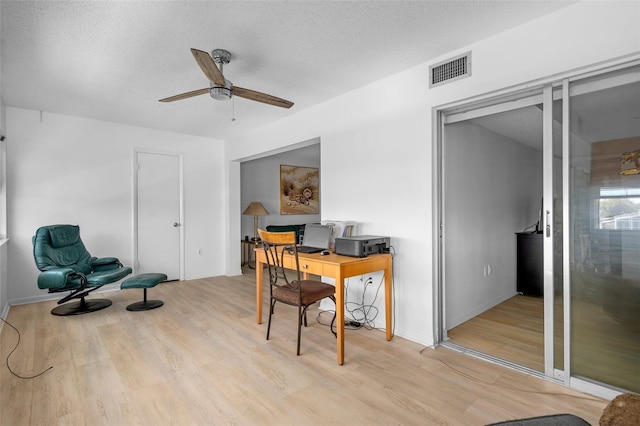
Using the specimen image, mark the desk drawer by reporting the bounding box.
[255,250,324,276]
[289,258,323,275]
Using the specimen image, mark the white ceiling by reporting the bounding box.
[1,1,577,140]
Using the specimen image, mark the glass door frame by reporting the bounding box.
[436,86,551,375]
[542,84,556,379]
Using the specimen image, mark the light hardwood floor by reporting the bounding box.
[447,293,640,393]
[1,270,608,425]
[447,295,545,372]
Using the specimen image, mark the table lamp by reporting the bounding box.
[243,202,269,244]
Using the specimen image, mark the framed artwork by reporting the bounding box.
[280,165,319,215]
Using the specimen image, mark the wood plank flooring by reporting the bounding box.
[1,271,608,425]
[447,293,640,392]
[447,295,545,372]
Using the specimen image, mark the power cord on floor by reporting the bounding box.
[1,317,53,379]
[316,247,396,335]
[316,310,365,334]
[345,274,384,329]
[316,276,384,332]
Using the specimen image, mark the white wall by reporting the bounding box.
[225,2,640,346]
[444,121,542,328]
[240,142,321,239]
[6,108,225,304]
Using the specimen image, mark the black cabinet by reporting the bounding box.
[516,232,543,297]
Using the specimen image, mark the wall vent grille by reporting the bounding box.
[429,52,471,88]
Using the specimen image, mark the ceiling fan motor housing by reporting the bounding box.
[211,49,231,64]
[209,49,232,100]
[210,79,232,100]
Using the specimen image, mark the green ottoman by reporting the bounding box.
[120,273,167,311]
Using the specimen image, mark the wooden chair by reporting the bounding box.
[258,229,336,355]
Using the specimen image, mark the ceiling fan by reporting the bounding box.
[159,48,294,109]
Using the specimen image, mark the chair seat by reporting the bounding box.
[273,280,335,306]
[83,267,133,286]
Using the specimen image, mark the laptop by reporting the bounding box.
[297,224,331,253]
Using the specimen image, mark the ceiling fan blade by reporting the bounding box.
[159,88,209,102]
[232,86,294,109]
[191,48,225,86]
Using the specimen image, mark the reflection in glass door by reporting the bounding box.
[567,65,640,393]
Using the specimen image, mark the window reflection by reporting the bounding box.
[570,65,640,392]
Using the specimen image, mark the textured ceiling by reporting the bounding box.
[1,1,577,140]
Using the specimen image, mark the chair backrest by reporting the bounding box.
[257,229,302,295]
[33,224,93,273]
[265,224,306,244]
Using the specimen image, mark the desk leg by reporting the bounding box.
[335,272,345,365]
[384,261,393,341]
[256,258,264,324]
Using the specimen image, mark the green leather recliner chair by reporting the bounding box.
[32,224,132,316]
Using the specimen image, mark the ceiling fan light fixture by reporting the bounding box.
[210,79,232,101]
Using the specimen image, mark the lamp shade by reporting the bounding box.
[243,202,269,216]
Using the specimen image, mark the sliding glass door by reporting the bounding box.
[437,61,640,395]
[566,65,640,392]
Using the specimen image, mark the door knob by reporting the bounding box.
[173,222,181,227]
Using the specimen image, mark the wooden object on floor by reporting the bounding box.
[1,274,607,425]
[257,229,337,356]
[254,247,393,365]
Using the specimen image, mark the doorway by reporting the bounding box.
[440,93,549,373]
[134,150,184,281]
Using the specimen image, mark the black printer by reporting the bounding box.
[335,235,390,257]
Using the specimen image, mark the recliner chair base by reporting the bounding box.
[51,298,112,316]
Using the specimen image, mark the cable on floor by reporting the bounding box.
[345,274,383,329]
[1,316,53,379]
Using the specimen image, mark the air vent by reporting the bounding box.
[429,52,471,88]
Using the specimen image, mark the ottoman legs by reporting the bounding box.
[126,288,164,311]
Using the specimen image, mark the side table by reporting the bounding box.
[241,239,260,269]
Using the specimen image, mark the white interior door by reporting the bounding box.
[135,151,183,280]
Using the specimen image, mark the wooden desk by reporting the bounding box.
[254,249,393,365]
